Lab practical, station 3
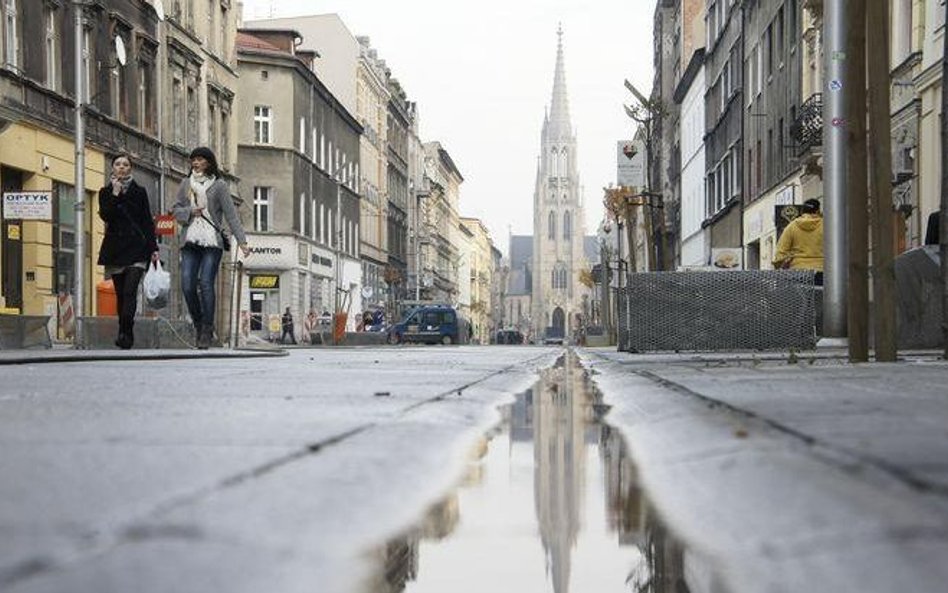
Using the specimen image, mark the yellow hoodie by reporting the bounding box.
[773,213,823,271]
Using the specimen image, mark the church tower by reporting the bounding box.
[532,26,589,342]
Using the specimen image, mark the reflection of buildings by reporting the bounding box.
[362,494,460,593]
[533,355,587,593]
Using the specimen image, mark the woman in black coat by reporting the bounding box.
[97,154,159,349]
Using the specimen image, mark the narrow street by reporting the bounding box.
[3,346,948,593]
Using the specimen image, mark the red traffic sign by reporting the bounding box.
[154,214,176,236]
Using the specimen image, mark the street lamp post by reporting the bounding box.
[72,0,87,348]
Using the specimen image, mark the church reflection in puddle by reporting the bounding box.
[362,352,713,593]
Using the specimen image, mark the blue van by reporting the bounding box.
[387,305,469,345]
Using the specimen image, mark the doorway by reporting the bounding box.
[552,306,565,337]
[1,167,24,310]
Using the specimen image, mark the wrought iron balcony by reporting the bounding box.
[790,93,822,152]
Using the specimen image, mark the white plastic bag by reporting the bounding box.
[144,260,170,309]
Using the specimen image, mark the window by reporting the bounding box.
[254,105,272,144]
[788,0,797,48]
[756,43,763,95]
[778,118,784,168]
[44,6,59,91]
[3,0,18,69]
[563,211,571,240]
[299,117,306,153]
[749,46,759,101]
[548,211,556,240]
[775,7,785,63]
[207,0,216,53]
[299,193,306,235]
[82,28,92,102]
[311,198,317,240]
[550,148,558,177]
[562,149,568,176]
[172,74,184,144]
[138,65,152,132]
[253,186,271,231]
[765,24,773,78]
[207,97,218,154]
[186,83,197,146]
[112,34,130,121]
[220,105,230,169]
[320,203,326,243]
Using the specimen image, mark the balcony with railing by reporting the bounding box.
[789,93,822,153]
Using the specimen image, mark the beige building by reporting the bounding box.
[356,36,391,310]
[461,217,494,343]
[914,0,944,247]
[0,0,239,340]
[422,142,463,304]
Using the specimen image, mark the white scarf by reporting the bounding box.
[185,173,220,247]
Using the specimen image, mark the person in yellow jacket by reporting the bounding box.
[773,199,824,283]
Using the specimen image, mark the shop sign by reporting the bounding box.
[249,274,280,289]
[775,185,796,206]
[154,214,176,236]
[242,235,299,269]
[6,224,20,240]
[311,253,333,268]
[3,192,53,220]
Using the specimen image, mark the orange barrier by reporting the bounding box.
[332,312,348,344]
[96,280,117,316]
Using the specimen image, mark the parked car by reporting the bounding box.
[387,305,470,345]
[495,329,525,345]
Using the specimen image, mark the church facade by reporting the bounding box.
[530,28,592,342]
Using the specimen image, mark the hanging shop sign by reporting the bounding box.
[154,214,176,236]
[3,192,53,220]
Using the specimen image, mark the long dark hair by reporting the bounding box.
[188,146,221,178]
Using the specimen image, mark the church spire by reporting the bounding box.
[549,24,572,137]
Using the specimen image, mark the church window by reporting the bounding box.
[550,148,558,177]
[548,211,556,239]
[561,149,569,176]
[563,211,571,239]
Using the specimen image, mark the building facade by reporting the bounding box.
[0,0,164,337]
[461,216,494,344]
[236,29,362,337]
[742,0,804,270]
[422,141,462,305]
[531,28,591,342]
[674,49,709,268]
[386,77,411,312]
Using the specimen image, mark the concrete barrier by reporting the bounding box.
[0,315,52,349]
[77,317,196,349]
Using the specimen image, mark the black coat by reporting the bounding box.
[97,181,158,266]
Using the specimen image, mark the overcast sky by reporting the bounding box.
[240,0,655,254]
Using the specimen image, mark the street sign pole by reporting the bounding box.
[72,0,86,348]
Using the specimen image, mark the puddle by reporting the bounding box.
[362,352,714,593]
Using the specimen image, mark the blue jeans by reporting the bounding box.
[180,244,223,328]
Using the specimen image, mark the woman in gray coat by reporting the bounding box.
[172,147,250,348]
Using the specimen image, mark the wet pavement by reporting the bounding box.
[362,353,701,593]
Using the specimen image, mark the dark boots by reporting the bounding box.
[115,318,134,350]
[196,324,214,349]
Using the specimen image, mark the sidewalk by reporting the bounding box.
[0,343,286,365]
[580,347,948,593]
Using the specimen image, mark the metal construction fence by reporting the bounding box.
[616,270,819,352]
